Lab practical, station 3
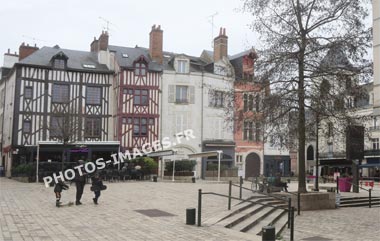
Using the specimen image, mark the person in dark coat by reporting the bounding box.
[54,180,69,207]
[75,160,86,205]
[91,173,103,204]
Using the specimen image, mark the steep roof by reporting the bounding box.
[19,46,110,72]
[320,46,353,70]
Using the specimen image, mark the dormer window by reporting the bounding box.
[51,51,68,69]
[53,59,66,69]
[134,62,147,76]
[177,60,188,73]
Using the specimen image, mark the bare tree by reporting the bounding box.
[49,109,80,171]
[240,0,372,192]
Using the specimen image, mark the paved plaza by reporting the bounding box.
[0,177,379,241]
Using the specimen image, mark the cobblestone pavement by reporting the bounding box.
[1,178,379,241]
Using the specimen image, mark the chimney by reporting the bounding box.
[90,37,98,52]
[90,31,109,52]
[99,31,109,51]
[149,24,163,64]
[19,42,39,61]
[213,27,228,62]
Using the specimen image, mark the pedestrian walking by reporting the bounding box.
[54,179,69,207]
[75,160,86,205]
[91,173,106,204]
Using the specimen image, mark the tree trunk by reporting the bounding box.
[297,38,307,193]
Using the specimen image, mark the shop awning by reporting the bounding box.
[359,163,380,168]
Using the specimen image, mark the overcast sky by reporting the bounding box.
[0,0,258,66]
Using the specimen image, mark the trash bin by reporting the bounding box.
[186,208,196,225]
[262,226,275,241]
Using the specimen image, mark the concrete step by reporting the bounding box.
[340,198,380,205]
[340,201,380,208]
[256,209,288,236]
[245,208,286,235]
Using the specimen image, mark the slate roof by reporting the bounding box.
[320,45,353,69]
[109,45,208,73]
[19,46,110,72]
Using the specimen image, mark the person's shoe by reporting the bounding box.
[75,201,82,205]
[56,201,60,207]
[93,198,98,205]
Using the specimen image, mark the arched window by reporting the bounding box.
[134,62,147,76]
[307,145,314,160]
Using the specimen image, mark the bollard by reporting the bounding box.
[192,177,196,183]
[297,192,301,216]
[228,180,232,210]
[198,189,202,226]
[288,197,291,228]
[186,208,196,225]
[290,207,295,241]
[336,177,339,194]
[239,176,243,200]
[369,189,372,208]
[153,176,157,182]
[262,226,275,241]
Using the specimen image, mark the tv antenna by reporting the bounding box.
[21,35,48,45]
[207,12,218,48]
[99,16,117,33]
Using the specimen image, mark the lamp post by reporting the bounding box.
[315,114,319,191]
[36,143,40,183]
[217,150,222,182]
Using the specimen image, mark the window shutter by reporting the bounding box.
[168,85,175,103]
[189,86,195,104]
[208,90,214,107]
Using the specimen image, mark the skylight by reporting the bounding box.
[122,53,129,58]
[83,64,96,69]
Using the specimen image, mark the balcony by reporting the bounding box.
[319,151,346,159]
[369,126,380,131]
[364,149,380,157]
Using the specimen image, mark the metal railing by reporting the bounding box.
[336,177,374,208]
[197,188,296,240]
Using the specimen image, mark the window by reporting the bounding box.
[0,89,4,106]
[24,87,33,99]
[372,138,379,150]
[133,89,149,106]
[83,64,96,69]
[176,86,188,103]
[133,118,147,136]
[209,91,224,107]
[243,94,248,112]
[23,120,31,133]
[243,121,253,141]
[52,84,69,103]
[50,116,63,137]
[177,60,187,73]
[86,87,101,105]
[122,118,127,124]
[243,121,260,141]
[85,118,101,137]
[127,117,133,124]
[134,62,147,76]
[243,93,260,112]
[327,122,333,137]
[53,59,66,69]
[328,143,333,155]
[123,89,134,95]
[149,118,154,125]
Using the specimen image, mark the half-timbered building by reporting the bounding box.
[105,26,162,152]
[0,43,116,177]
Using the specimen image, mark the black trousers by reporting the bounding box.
[94,191,101,201]
[76,182,85,202]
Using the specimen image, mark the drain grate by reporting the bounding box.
[302,236,332,241]
[135,209,175,217]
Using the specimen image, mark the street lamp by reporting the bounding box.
[315,114,319,191]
